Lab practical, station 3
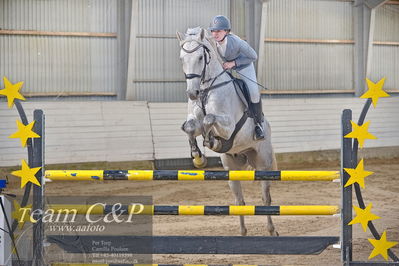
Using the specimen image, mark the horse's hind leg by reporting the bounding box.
[220,153,248,236]
[261,151,279,236]
[229,180,247,236]
[247,148,279,236]
[261,180,278,236]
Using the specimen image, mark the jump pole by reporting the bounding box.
[42,204,340,216]
[44,169,340,181]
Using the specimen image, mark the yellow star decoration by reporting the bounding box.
[344,159,374,188]
[368,231,398,260]
[12,201,32,229]
[11,160,41,188]
[361,78,390,108]
[349,203,380,232]
[0,77,26,108]
[9,120,41,147]
[345,121,377,148]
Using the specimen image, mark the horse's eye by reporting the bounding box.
[199,56,203,61]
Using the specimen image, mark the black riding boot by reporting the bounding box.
[251,100,265,140]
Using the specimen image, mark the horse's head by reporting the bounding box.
[177,27,211,100]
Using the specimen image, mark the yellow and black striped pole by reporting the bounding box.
[45,170,339,181]
[45,204,340,216]
[52,264,271,266]
[51,263,272,266]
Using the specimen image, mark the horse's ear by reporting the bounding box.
[176,31,185,42]
[200,28,205,41]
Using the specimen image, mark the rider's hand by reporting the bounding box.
[223,61,236,70]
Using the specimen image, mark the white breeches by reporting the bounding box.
[237,63,260,103]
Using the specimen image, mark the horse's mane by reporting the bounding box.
[204,33,224,66]
[184,27,224,66]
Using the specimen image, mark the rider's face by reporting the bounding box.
[211,30,228,42]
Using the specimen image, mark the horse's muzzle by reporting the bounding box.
[187,89,199,100]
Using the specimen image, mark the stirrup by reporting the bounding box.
[254,123,265,140]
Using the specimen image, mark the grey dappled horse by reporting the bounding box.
[176,27,278,236]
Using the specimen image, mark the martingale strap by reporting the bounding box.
[200,80,233,114]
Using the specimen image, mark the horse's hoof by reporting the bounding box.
[180,121,187,131]
[193,156,207,168]
[203,139,209,147]
[241,228,247,236]
[211,139,222,151]
[270,230,279,236]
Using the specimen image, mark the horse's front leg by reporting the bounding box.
[181,119,207,168]
[202,113,234,152]
[248,147,279,236]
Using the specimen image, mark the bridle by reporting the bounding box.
[181,40,212,84]
[180,39,232,115]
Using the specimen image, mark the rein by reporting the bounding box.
[199,69,231,116]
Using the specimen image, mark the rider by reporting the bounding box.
[209,15,265,140]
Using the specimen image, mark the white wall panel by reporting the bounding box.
[1,97,398,167]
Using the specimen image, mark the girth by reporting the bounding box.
[214,110,250,153]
